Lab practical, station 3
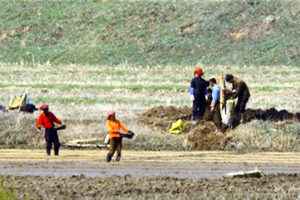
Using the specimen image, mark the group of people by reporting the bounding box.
[35,105,130,162]
[34,65,251,162]
[190,66,250,128]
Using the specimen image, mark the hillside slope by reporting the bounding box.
[0,0,299,66]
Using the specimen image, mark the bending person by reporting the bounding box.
[224,74,250,125]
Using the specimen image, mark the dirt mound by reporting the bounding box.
[139,106,300,151]
[139,106,226,150]
[138,106,191,130]
[186,121,227,150]
[296,113,300,121]
[243,108,298,123]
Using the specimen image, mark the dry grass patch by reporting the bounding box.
[227,120,300,152]
[0,63,299,151]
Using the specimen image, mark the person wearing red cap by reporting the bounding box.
[36,104,62,156]
[105,111,129,162]
[190,66,209,120]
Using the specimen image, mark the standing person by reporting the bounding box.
[208,78,222,129]
[106,111,129,162]
[209,78,220,112]
[190,66,209,120]
[224,74,250,123]
[35,104,62,156]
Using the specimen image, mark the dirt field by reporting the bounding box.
[1,149,300,178]
[1,174,300,200]
[1,150,300,199]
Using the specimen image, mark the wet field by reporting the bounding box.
[1,174,300,199]
[1,149,300,199]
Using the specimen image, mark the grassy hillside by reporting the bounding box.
[0,0,299,66]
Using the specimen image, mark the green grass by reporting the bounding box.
[0,179,16,200]
[0,0,299,66]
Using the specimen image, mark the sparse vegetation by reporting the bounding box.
[0,112,42,148]
[226,121,300,152]
[0,63,299,151]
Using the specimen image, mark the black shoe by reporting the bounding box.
[116,156,121,162]
[106,154,112,162]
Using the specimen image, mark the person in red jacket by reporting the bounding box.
[36,104,62,156]
[106,111,129,162]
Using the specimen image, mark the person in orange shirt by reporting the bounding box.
[36,104,62,156]
[106,111,129,162]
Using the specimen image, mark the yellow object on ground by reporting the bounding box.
[169,119,186,135]
[8,93,27,110]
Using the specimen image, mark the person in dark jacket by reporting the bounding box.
[224,74,250,124]
[190,66,209,120]
[36,104,62,156]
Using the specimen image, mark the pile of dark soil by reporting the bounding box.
[139,106,300,150]
[139,106,226,150]
[1,174,299,199]
[186,121,227,150]
[138,106,192,130]
[243,108,300,123]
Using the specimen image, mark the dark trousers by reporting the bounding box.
[229,95,250,128]
[106,137,122,162]
[192,97,206,120]
[44,128,60,156]
[212,103,223,129]
[235,95,250,114]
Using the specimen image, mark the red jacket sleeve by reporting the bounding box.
[49,112,62,125]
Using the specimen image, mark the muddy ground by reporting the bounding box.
[1,150,300,199]
[1,160,300,180]
[1,174,300,199]
[1,150,300,178]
